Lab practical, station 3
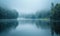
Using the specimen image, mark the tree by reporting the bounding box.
[51,3,60,35]
[51,3,60,20]
[0,7,18,19]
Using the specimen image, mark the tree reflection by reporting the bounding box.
[51,21,60,36]
[35,20,50,29]
[0,19,18,33]
[36,20,60,36]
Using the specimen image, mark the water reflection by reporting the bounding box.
[35,20,50,29]
[51,21,60,36]
[0,19,18,33]
[0,19,60,36]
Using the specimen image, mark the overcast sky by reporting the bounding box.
[0,0,60,14]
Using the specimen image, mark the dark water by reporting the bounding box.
[0,19,60,36]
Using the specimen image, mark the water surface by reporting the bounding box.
[0,19,59,36]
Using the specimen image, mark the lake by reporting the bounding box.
[0,19,59,36]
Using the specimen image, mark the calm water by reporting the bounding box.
[0,19,59,36]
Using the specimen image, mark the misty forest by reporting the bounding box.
[0,0,60,36]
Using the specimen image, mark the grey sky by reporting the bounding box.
[0,0,60,14]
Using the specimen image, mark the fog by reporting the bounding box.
[0,0,60,14]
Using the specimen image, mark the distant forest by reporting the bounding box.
[0,7,18,19]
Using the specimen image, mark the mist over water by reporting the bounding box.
[0,0,60,36]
